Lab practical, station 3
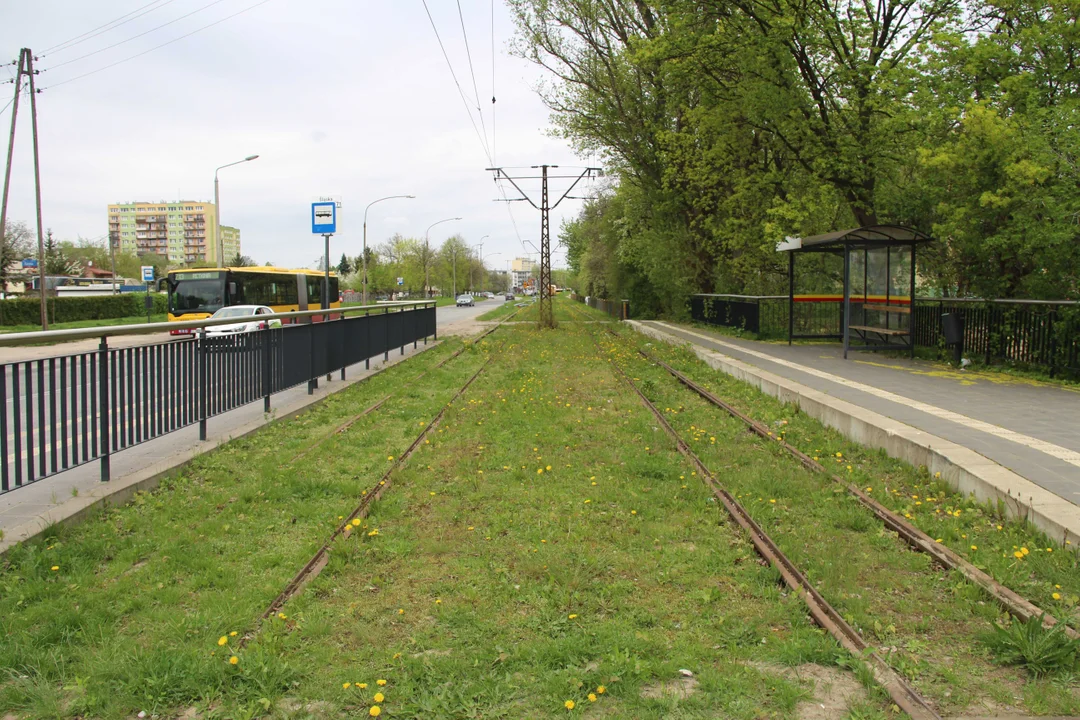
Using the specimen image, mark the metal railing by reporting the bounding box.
[689,294,1080,377]
[571,293,629,320]
[0,302,437,494]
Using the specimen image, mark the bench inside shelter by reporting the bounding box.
[776,225,934,359]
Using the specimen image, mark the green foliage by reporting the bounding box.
[512,0,1080,308]
[0,293,167,326]
[985,616,1079,677]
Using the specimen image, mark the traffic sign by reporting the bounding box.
[21,258,37,268]
[141,265,155,282]
[312,202,337,234]
[397,277,404,286]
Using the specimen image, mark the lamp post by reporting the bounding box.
[214,154,259,268]
[363,194,415,306]
[424,217,461,298]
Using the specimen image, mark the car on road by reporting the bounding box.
[505,293,514,300]
[204,305,282,336]
[456,294,474,307]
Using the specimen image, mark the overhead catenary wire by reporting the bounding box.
[455,0,490,157]
[40,0,180,57]
[41,0,233,72]
[40,0,274,90]
[419,0,493,164]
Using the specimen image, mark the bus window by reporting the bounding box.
[168,272,225,315]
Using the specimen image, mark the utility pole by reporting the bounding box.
[486,165,600,329]
[0,52,27,294]
[452,245,457,298]
[108,231,119,294]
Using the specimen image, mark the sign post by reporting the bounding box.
[311,201,339,384]
[141,265,154,323]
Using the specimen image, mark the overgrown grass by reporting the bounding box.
[0,313,168,337]
[607,323,1080,713]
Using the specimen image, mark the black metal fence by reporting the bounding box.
[0,304,436,494]
[570,293,629,320]
[690,294,1080,377]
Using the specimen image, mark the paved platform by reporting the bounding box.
[641,321,1080,507]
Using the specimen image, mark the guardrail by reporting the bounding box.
[0,302,437,494]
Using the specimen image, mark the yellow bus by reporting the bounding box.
[166,266,341,335]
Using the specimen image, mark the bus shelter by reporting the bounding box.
[776,225,933,359]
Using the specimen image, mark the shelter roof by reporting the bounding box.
[777,225,933,252]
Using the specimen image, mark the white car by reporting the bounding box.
[204,305,282,336]
[456,294,474,307]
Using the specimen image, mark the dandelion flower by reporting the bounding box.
[352,519,361,527]
[374,692,385,703]
[865,487,872,492]
[546,465,552,471]
[229,656,239,665]
[278,613,287,620]
[537,468,544,475]
[597,685,606,694]
[468,526,474,531]
[229,631,238,637]
[1021,547,1029,555]
[368,529,380,537]
[387,455,394,461]
[631,510,637,515]
[769,499,776,504]
[377,679,387,686]
[358,683,368,689]
[1053,592,1062,600]
[569,614,578,619]
[1014,551,1024,559]
[218,636,228,646]
[835,452,842,458]
[369,707,381,717]
[971,545,977,551]
[564,700,575,710]
[343,683,352,690]
[588,693,597,702]
[398,608,404,615]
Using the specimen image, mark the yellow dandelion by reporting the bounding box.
[398,608,404,615]
[971,545,978,551]
[387,455,394,461]
[631,510,637,515]
[1053,592,1062,600]
[229,631,238,637]
[351,518,361,527]
[546,465,552,471]
[1021,547,1030,555]
[564,700,575,710]
[835,452,842,458]
[597,685,606,694]
[229,656,239,665]
[359,683,368,689]
[377,679,387,686]
[1014,551,1024,559]
[537,468,544,474]
[769,499,776,504]
[468,526,474,531]
[368,529,380,537]
[865,487,872,492]
[278,613,287,620]
[218,636,228,646]
[569,613,578,619]
[343,683,351,690]
[369,707,381,717]
[374,692,385,703]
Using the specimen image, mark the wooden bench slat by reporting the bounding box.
[861,303,911,314]
[849,325,910,336]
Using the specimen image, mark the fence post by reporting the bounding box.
[384,307,389,362]
[1048,307,1057,379]
[263,326,272,413]
[98,336,111,482]
[308,323,317,395]
[340,316,347,380]
[198,328,208,441]
[366,309,371,370]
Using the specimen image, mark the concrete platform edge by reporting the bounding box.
[0,341,441,556]
[630,320,1080,546]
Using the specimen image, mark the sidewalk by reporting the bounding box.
[640,321,1080,505]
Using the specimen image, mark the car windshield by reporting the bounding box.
[211,307,257,319]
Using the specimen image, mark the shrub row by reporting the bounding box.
[0,293,168,326]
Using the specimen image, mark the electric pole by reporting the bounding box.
[0,49,48,330]
[486,165,600,329]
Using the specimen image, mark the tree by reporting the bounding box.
[337,253,352,276]
[1,221,34,293]
[44,230,81,276]
[230,253,256,267]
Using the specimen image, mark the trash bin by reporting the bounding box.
[942,312,964,364]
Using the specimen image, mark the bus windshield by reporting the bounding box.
[170,275,225,315]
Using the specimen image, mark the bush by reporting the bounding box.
[0,293,167,326]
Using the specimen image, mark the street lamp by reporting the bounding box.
[214,154,259,268]
[424,217,461,298]
[363,194,415,305]
[481,251,502,292]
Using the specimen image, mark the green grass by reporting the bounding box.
[0,313,168,336]
[2,308,1078,718]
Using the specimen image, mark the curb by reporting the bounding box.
[629,320,1080,545]
[0,342,441,555]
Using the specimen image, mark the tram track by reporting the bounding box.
[240,317,515,646]
[602,323,1079,640]
[586,323,941,719]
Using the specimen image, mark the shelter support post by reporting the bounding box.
[842,244,851,360]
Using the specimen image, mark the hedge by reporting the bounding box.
[0,293,168,326]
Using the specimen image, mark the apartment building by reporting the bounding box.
[107,201,240,264]
[511,257,537,290]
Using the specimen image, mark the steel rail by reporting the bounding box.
[590,330,942,720]
[633,342,1080,640]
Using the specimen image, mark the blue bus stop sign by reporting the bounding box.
[312,202,337,234]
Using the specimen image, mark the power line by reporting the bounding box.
[41,0,180,56]
[419,0,492,164]
[41,0,274,90]
[42,0,233,72]
[455,0,490,155]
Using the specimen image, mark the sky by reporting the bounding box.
[0,0,600,272]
